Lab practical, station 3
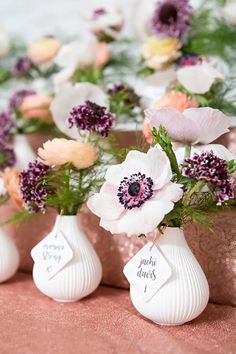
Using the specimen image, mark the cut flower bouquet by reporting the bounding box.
[87,112,236,325]
[88,125,236,236]
[5,133,107,303]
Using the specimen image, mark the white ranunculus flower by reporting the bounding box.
[131,0,156,40]
[223,0,236,26]
[177,60,224,94]
[0,27,10,57]
[50,82,109,140]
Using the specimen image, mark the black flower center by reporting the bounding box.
[159,4,178,25]
[117,173,154,210]
[128,182,141,197]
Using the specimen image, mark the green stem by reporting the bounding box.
[183,181,205,206]
[84,132,90,143]
[184,144,192,159]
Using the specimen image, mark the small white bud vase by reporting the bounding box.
[14,134,36,170]
[0,228,20,283]
[32,215,102,302]
[130,227,209,325]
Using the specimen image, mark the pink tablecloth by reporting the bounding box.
[0,272,235,354]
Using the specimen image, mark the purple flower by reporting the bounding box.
[0,112,14,140]
[107,83,141,108]
[177,53,202,68]
[183,151,235,205]
[19,160,50,213]
[9,89,36,112]
[68,100,115,137]
[151,0,192,39]
[0,141,16,171]
[93,8,106,19]
[12,57,33,77]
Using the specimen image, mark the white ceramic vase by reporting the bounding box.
[32,215,102,302]
[130,227,209,325]
[0,227,20,283]
[14,134,35,170]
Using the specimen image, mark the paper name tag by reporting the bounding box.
[31,231,73,280]
[123,242,172,302]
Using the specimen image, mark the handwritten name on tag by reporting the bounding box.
[31,231,73,280]
[123,242,172,302]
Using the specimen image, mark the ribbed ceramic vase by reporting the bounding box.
[14,134,35,170]
[0,228,20,283]
[130,227,209,325]
[32,215,102,302]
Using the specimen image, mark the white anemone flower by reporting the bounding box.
[50,82,109,140]
[177,60,224,94]
[84,4,124,38]
[53,42,96,89]
[147,107,230,145]
[88,147,183,236]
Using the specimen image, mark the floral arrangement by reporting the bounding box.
[18,138,102,216]
[8,89,54,134]
[88,117,236,236]
[140,0,236,72]
[1,94,116,220]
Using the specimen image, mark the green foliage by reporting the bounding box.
[0,193,9,206]
[172,78,236,117]
[0,152,7,166]
[208,78,236,116]
[159,204,213,231]
[0,69,11,84]
[73,65,103,84]
[137,65,155,77]
[108,88,141,123]
[2,207,34,226]
[151,126,181,178]
[183,5,236,62]
[16,118,54,135]
[227,159,236,174]
[39,161,106,215]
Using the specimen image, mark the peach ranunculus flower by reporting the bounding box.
[19,95,53,122]
[142,37,181,70]
[28,37,61,64]
[143,91,199,144]
[38,138,98,169]
[0,168,23,208]
[94,42,111,68]
[154,91,199,111]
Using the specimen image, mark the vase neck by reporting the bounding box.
[15,134,27,143]
[157,227,187,247]
[53,215,84,241]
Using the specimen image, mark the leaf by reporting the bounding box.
[1,208,33,226]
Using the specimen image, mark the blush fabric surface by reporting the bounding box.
[1,202,235,306]
[0,272,235,354]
